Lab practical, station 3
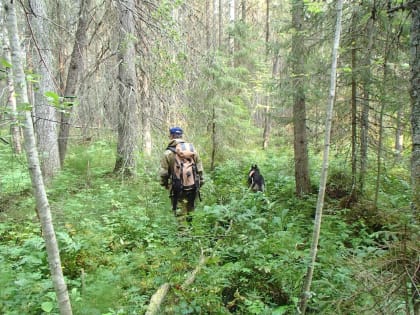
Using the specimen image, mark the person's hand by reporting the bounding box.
[160,178,169,189]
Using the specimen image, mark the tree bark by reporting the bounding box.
[408,2,420,313]
[218,0,223,49]
[2,30,22,154]
[114,0,140,175]
[26,0,61,182]
[262,0,271,150]
[205,0,211,50]
[291,0,311,196]
[298,0,343,313]
[4,2,73,314]
[140,70,152,156]
[349,3,359,206]
[394,109,404,160]
[374,41,391,208]
[229,0,235,58]
[58,0,90,167]
[210,104,216,171]
[359,2,376,194]
[408,0,420,224]
[145,283,170,315]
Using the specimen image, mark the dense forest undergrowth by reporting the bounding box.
[0,140,418,315]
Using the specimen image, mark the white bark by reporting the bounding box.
[145,253,208,315]
[298,0,343,313]
[145,283,170,315]
[4,2,72,315]
[2,27,22,154]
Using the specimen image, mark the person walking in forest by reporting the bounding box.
[159,127,204,231]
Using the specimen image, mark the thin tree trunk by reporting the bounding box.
[114,0,140,175]
[349,3,358,206]
[359,3,376,194]
[4,2,72,314]
[229,0,235,58]
[263,54,280,150]
[408,5,420,313]
[262,0,271,150]
[205,0,211,50]
[409,0,420,218]
[26,0,61,182]
[298,1,343,313]
[213,0,218,50]
[210,104,216,171]
[395,109,404,160]
[291,0,311,196]
[265,0,269,56]
[58,0,90,167]
[374,41,391,208]
[140,71,152,156]
[2,30,22,154]
[218,0,223,49]
[374,100,385,208]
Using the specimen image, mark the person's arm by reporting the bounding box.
[159,151,171,189]
[195,152,205,186]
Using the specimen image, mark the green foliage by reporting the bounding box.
[0,141,416,314]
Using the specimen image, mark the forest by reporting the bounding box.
[0,0,419,314]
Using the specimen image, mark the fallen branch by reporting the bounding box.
[145,282,170,315]
[181,252,207,290]
[144,221,235,314]
[145,250,208,315]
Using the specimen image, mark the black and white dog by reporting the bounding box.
[248,164,265,192]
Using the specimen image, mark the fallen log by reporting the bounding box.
[181,253,207,290]
[145,252,207,315]
[145,221,234,315]
[145,283,170,315]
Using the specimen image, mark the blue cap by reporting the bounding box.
[169,127,183,135]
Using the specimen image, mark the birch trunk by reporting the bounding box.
[140,71,152,156]
[395,109,404,160]
[4,2,72,314]
[2,30,22,154]
[298,1,343,313]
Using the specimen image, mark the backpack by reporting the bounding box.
[168,142,199,194]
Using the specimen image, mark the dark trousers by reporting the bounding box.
[171,189,197,225]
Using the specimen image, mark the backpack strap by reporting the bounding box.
[167,146,176,153]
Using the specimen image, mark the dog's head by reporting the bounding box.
[248,164,259,178]
[248,164,264,192]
